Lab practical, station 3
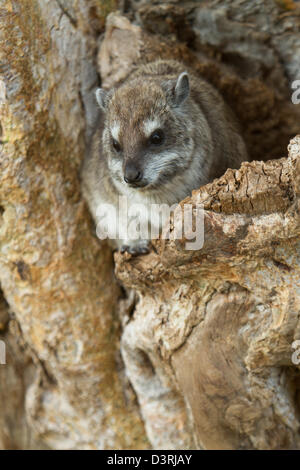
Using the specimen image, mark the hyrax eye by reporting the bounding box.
[149,129,164,145]
[112,138,121,152]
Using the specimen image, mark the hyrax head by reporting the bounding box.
[96,71,193,190]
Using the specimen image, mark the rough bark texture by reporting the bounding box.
[0,0,148,450]
[0,0,300,450]
[0,294,40,449]
[117,135,300,449]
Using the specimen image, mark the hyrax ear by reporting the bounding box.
[95,88,111,111]
[174,72,189,106]
[163,72,190,108]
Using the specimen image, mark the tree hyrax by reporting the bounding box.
[81,60,248,255]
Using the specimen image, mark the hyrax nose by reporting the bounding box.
[124,163,142,184]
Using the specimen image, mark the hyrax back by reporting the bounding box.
[81,60,248,255]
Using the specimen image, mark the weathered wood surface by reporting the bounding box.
[117,136,300,449]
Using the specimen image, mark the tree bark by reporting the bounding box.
[0,0,300,450]
[0,0,148,450]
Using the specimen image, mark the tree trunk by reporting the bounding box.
[0,0,300,450]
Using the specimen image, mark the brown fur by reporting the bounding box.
[81,60,248,254]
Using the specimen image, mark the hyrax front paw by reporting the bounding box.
[120,241,150,256]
